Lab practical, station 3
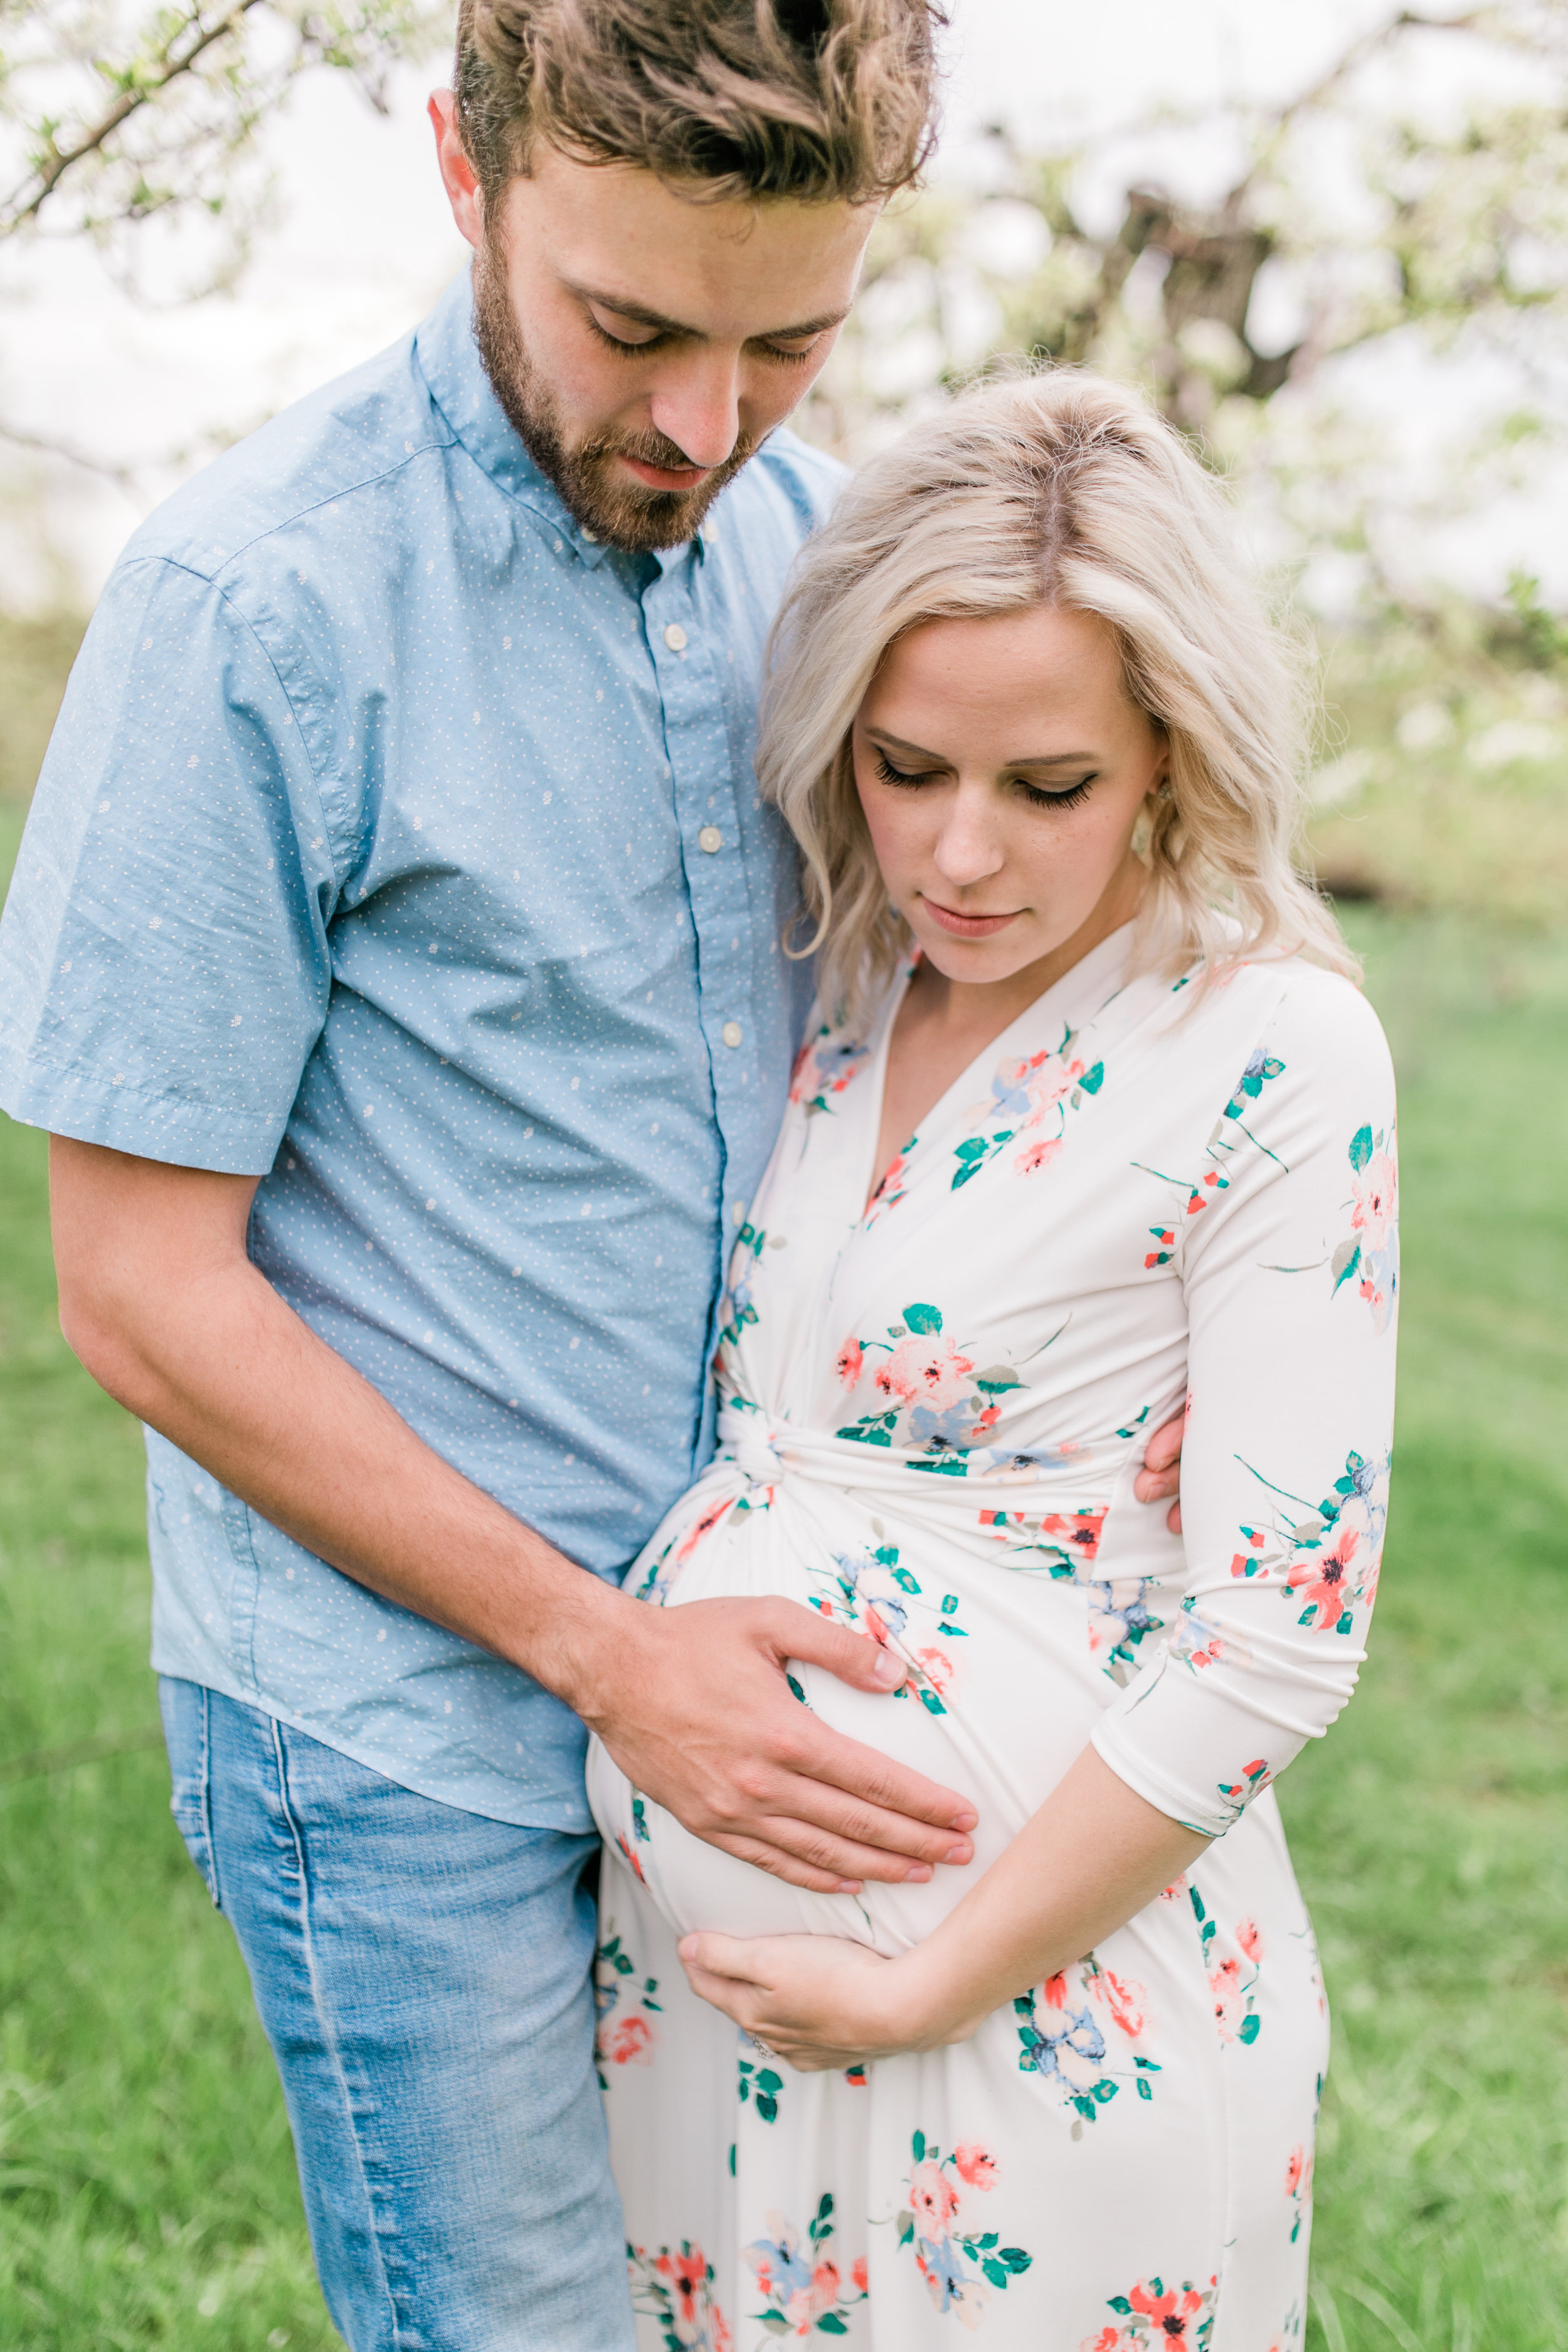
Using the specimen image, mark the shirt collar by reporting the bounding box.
[413,267,716,575]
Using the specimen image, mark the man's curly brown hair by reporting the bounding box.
[455,0,945,211]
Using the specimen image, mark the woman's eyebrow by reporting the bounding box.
[866,728,1100,767]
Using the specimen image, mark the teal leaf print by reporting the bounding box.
[1331,1236,1362,1294]
[973,1363,1024,1394]
[1348,1122,1374,1170]
[903,1301,943,1334]
[1078,1059,1105,1095]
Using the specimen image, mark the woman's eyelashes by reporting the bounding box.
[1022,776,1095,809]
[871,748,1096,808]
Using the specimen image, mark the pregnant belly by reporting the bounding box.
[587,1465,1119,1955]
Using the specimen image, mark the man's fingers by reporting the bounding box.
[770,1598,908,1693]
[1167,1499,1182,1535]
[1132,1465,1178,1503]
[783,1717,978,1843]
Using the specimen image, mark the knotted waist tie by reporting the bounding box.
[712,1397,1128,1524]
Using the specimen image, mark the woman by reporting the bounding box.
[588,372,1397,2350]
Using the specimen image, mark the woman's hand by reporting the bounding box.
[677,1929,967,2072]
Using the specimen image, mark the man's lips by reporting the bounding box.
[921,897,1022,939]
[619,453,711,491]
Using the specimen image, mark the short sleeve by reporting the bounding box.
[0,557,337,1172]
[1091,967,1399,1836]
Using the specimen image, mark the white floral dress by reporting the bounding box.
[588,926,1397,2352]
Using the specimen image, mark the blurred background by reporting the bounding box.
[1,3,1565,2346]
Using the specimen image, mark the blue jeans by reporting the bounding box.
[159,1678,634,2352]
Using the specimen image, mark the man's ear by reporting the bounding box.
[429,89,485,253]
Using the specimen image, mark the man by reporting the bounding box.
[0,3,1183,2343]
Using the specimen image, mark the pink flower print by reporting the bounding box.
[913,1643,960,1700]
[810,2262,840,2314]
[1158,1874,1190,1902]
[1041,1972,1069,2009]
[614,1832,645,1885]
[712,2314,732,2352]
[1209,1956,1247,2040]
[654,2243,710,2326]
[953,2143,997,2189]
[1128,2276,1213,2338]
[1286,1520,1362,1629]
[1350,1147,1397,1255]
[851,2257,869,2294]
[1230,1527,1267,1579]
[1237,1918,1264,1962]
[1285,2145,1313,2199]
[1015,1134,1064,1176]
[908,2158,960,2238]
[876,1333,975,1411]
[607,2013,655,2065]
[675,1493,736,1569]
[1090,1968,1148,2039]
[835,1337,864,1389]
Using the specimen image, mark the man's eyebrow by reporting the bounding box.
[866,728,1100,766]
[565,280,850,342]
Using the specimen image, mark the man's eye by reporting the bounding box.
[589,314,662,353]
[763,337,822,366]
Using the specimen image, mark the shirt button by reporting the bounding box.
[698,825,723,853]
[663,622,688,652]
[721,1020,743,1048]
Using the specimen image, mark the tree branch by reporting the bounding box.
[1,0,265,236]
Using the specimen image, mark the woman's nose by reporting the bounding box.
[933,790,1007,890]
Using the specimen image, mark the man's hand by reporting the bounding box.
[569,1592,977,1895]
[1132,1408,1185,1533]
[48,1137,978,1894]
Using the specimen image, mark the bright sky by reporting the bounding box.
[0,0,1551,603]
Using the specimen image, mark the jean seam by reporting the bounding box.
[268,1712,406,2352]
[198,1683,223,1912]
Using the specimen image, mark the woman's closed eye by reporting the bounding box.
[1021,775,1096,810]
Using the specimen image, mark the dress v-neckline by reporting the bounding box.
[857,921,1140,1217]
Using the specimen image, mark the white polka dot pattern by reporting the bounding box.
[0,269,840,1830]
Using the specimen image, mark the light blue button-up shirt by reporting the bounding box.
[0,271,839,1828]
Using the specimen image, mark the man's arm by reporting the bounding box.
[50,1136,980,1892]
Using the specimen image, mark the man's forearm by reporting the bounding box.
[51,1155,618,1705]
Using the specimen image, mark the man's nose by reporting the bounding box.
[649,351,743,472]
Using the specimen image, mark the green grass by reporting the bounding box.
[2,837,1567,2346]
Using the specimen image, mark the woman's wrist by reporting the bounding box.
[889,1927,998,2052]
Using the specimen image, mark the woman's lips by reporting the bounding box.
[620,453,711,491]
[921,897,1022,940]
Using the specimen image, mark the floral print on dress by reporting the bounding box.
[791,1026,871,1119]
[834,1303,1025,1473]
[895,2134,1034,2323]
[1230,1449,1390,1635]
[1190,1888,1263,2044]
[595,1924,662,2085]
[951,1025,1106,1190]
[628,2240,733,2351]
[1082,2274,1218,2349]
[804,1540,972,1717]
[1332,1122,1398,1335]
[745,2197,868,2337]
[1014,1961,1163,2119]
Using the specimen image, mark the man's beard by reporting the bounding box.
[472,235,758,554]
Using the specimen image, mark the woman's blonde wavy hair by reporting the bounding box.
[756,368,1355,1019]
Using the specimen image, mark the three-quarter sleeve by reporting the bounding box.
[0,556,338,1172]
[1091,966,1399,1836]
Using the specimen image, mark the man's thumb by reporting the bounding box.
[778,1604,907,1692]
